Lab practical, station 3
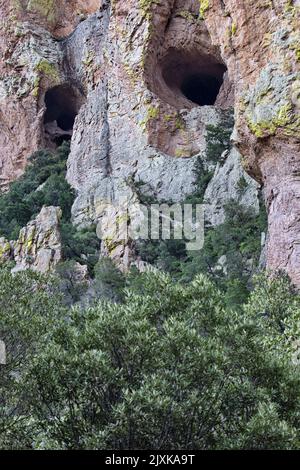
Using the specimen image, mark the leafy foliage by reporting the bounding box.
[185,158,214,205]
[205,109,235,163]
[54,260,90,305]
[136,199,267,308]
[135,109,261,307]
[0,267,64,449]
[60,223,100,273]
[180,200,268,307]
[184,109,234,205]
[92,257,126,302]
[1,267,300,449]
[0,108,296,451]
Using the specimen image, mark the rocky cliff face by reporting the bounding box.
[202,0,300,284]
[0,1,299,283]
[0,206,62,272]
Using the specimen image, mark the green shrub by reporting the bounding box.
[185,158,214,205]
[60,223,100,274]
[180,199,268,307]
[135,198,267,307]
[92,257,126,301]
[54,260,90,305]
[1,268,300,449]
[134,110,238,282]
[205,109,234,163]
[0,266,65,449]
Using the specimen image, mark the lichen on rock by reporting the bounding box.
[0,0,300,285]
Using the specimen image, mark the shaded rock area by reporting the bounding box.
[44,84,86,147]
[202,0,300,285]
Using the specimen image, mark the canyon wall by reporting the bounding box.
[202,0,300,284]
[0,0,299,282]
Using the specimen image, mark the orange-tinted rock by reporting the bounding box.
[202,0,300,284]
[9,0,100,37]
[0,1,99,189]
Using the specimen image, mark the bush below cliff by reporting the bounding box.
[0,267,300,450]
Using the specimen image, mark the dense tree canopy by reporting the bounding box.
[1,266,300,450]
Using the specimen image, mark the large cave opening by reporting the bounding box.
[153,49,227,109]
[43,84,85,147]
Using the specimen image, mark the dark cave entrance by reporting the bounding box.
[43,84,85,147]
[155,49,228,109]
[180,73,223,106]
[56,112,76,131]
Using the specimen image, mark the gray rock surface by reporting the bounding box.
[204,147,260,227]
[0,340,6,365]
[0,1,264,273]
[12,206,62,273]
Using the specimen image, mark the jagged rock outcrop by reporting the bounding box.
[0,1,299,283]
[65,0,241,266]
[0,339,5,365]
[0,1,99,189]
[13,205,62,272]
[204,147,260,227]
[0,206,62,272]
[201,0,300,284]
[0,237,12,263]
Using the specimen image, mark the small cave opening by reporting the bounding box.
[43,84,85,147]
[153,49,228,109]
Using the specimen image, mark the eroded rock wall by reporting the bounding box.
[0,0,100,189]
[202,0,300,284]
[0,0,299,283]
[66,0,238,266]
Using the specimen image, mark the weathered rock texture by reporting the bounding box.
[204,147,260,227]
[0,206,62,272]
[0,1,299,283]
[0,0,100,189]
